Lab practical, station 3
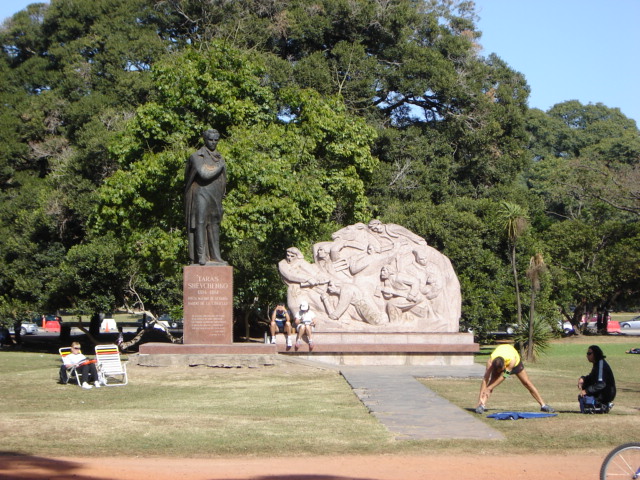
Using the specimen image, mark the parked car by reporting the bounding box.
[138,314,183,330]
[158,314,183,329]
[459,322,517,337]
[37,314,62,332]
[620,315,640,329]
[8,321,39,335]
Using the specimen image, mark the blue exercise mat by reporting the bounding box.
[486,411,557,420]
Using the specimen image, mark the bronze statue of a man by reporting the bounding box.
[185,129,227,265]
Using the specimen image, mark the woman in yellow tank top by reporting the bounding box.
[475,344,554,414]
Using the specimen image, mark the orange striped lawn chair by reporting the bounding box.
[94,344,128,386]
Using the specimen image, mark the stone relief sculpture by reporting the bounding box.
[277,221,461,332]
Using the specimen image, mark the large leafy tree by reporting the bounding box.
[525,101,640,317]
[1,0,637,339]
[0,0,172,316]
[91,44,378,320]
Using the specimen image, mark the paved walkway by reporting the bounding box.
[339,365,504,441]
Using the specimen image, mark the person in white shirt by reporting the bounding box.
[62,342,102,389]
[294,302,316,351]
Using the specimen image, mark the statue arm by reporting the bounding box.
[191,153,225,181]
[279,262,323,286]
[321,291,350,320]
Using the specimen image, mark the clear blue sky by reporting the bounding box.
[2,0,639,124]
[473,0,640,124]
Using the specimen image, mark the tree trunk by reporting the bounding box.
[244,308,251,342]
[13,321,22,345]
[117,320,182,351]
[527,289,535,361]
[511,244,522,327]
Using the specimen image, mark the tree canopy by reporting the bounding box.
[0,0,637,335]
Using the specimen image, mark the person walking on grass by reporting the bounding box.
[475,344,554,414]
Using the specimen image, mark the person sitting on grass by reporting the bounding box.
[62,341,103,390]
[475,344,554,414]
[578,345,616,413]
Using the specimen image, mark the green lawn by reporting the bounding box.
[0,335,638,458]
[424,336,640,454]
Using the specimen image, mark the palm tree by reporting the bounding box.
[498,201,529,328]
[525,253,547,360]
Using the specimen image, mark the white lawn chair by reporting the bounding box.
[94,344,128,386]
[58,347,81,386]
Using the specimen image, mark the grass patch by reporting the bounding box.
[0,353,392,457]
[1,335,638,458]
[422,336,640,454]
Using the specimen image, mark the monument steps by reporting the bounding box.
[138,331,478,366]
[274,343,477,354]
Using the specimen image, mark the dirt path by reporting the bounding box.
[2,454,604,480]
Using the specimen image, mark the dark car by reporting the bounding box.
[36,314,62,332]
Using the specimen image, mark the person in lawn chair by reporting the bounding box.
[578,345,616,413]
[61,342,103,390]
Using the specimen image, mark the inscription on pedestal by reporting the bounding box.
[183,265,233,344]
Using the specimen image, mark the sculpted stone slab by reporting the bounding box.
[278,221,461,333]
[183,265,233,344]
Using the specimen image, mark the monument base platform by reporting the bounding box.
[136,342,277,368]
[135,332,478,367]
[275,332,477,366]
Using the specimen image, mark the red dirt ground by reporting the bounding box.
[1,453,603,480]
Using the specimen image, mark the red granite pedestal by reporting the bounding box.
[139,265,274,360]
[182,264,233,344]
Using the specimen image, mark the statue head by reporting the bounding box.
[203,129,220,150]
[380,263,395,280]
[368,219,384,233]
[327,280,341,294]
[285,247,303,263]
[413,249,427,266]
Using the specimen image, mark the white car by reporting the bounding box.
[8,321,39,335]
[620,316,640,329]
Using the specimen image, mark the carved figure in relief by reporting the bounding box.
[321,280,383,325]
[278,247,328,314]
[276,221,461,332]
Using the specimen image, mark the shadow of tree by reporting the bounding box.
[0,452,379,480]
[0,452,103,480]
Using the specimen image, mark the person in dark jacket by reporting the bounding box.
[578,345,616,413]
